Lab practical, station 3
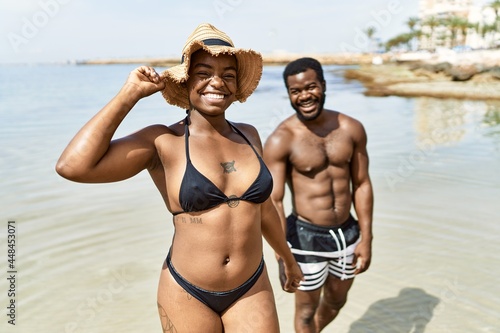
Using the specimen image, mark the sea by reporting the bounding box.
[1,63,499,333]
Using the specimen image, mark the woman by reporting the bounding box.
[56,23,303,332]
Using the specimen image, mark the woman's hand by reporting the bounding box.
[279,256,304,293]
[125,66,165,98]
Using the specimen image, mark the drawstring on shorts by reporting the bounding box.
[329,228,348,280]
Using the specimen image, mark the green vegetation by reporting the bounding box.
[366,0,500,52]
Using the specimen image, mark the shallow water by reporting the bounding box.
[1,64,499,333]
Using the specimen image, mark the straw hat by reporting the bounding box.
[161,23,263,110]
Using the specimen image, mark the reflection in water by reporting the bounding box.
[382,97,500,191]
[413,98,500,149]
[482,103,500,127]
[348,288,439,333]
[481,102,500,149]
[414,98,467,147]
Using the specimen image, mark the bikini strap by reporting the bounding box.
[184,117,191,162]
[227,121,261,158]
[185,119,260,161]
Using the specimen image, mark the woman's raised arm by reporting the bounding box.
[55,66,165,183]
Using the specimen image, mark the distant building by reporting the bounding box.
[467,4,498,48]
[418,0,499,50]
[419,0,473,17]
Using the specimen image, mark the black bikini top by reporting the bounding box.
[173,118,273,215]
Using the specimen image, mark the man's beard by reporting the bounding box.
[292,92,326,121]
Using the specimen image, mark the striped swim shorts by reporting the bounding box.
[286,213,361,291]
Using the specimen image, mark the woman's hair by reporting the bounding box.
[283,57,324,88]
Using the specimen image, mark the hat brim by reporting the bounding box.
[161,41,263,110]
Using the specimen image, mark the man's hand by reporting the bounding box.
[354,239,372,274]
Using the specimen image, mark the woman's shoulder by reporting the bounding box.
[229,121,259,138]
[228,121,264,150]
[139,118,186,138]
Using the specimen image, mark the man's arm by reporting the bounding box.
[349,120,374,274]
[263,128,292,233]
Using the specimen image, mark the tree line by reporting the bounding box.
[365,0,500,52]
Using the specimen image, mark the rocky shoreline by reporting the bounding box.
[343,49,500,100]
[77,52,379,67]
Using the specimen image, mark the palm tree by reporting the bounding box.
[364,26,377,52]
[443,16,464,47]
[481,23,498,47]
[470,22,480,36]
[423,16,440,36]
[385,33,414,52]
[406,17,420,32]
[489,0,500,19]
[364,26,376,40]
[456,17,472,46]
[488,0,500,39]
[422,15,440,49]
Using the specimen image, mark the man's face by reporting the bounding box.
[286,68,326,121]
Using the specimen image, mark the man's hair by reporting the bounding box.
[283,57,325,88]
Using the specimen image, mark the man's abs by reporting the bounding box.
[292,194,353,227]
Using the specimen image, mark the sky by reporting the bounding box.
[0,0,483,65]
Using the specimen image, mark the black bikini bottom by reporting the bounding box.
[166,252,264,314]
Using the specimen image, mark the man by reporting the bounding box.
[264,57,374,333]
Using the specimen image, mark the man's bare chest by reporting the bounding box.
[289,133,353,174]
